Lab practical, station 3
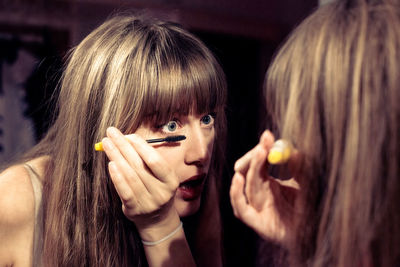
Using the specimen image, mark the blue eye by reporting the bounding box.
[201,114,215,125]
[161,120,178,133]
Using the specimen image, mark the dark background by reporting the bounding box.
[0,0,318,265]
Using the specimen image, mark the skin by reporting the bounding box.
[135,112,215,218]
[0,157,48,267]
[0,112,216,267]
[229,130,300,245]
[101,112,216,266]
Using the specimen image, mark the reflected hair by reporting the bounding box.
[265,0,400,266]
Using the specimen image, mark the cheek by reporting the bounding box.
[207,130,216,153]
[156,147,182,166]
[208,139,214,156]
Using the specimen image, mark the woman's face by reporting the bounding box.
[135,112,216,217]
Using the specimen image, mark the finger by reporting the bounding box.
[102,137,150,197]
[234,148,255,173]
[245,145,269,209]
[105,128,163,194]
[108,161,137,204]
[230,172,247,217]
[106,127,145,171]
[230,173,260,226]
[277,177,300,190]
[123,134,178,202]
[126,134,177,186]
[234,130,274,173]
[259,130,275,150]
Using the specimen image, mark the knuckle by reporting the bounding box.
[145,157,159,168]
[169,178,179,190]
[156,191,173,206]
[122,204,135,219]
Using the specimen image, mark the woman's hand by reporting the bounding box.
[101,127,181,241]
[230,130,299,245]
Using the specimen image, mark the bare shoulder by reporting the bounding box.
[0,163,35,266]
[0,156,48,225]
[0,163,36,227]
[0,157,48,267]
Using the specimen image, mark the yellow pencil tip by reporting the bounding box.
[94,142,103,151]
[268,150,283,164]
[267,139,292,165]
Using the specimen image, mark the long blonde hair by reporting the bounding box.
[266,0,400,266]
[27,14,226,266]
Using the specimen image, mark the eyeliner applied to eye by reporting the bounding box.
[94,135,186,151]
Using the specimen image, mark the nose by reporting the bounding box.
[184,126,212,167]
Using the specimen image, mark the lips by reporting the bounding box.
[177,174,206,200]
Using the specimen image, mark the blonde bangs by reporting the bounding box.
[141,58,225,124]
[113,22,226,131]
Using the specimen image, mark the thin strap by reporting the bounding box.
[24,163,43,267]
[25,164,42,216]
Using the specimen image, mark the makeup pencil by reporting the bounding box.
[267,139,293,165]
[94,135,186,151]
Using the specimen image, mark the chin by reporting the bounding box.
[174,196,202,218]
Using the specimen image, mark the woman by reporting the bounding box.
[230,0,400,266]
[0,14,227,266]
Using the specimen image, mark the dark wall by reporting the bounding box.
[194,30,278,266]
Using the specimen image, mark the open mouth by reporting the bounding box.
[178,174,206,200]
[180,177,204,188]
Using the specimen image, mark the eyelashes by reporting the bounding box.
[201,113,216,125]
[154,112,217,134]
[160,120,179,134]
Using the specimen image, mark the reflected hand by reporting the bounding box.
[230,130,299,244]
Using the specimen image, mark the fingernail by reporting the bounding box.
[107,127,119,138]
[234,161,241,172]
[102,138,114,150]
[108,161,117,172]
